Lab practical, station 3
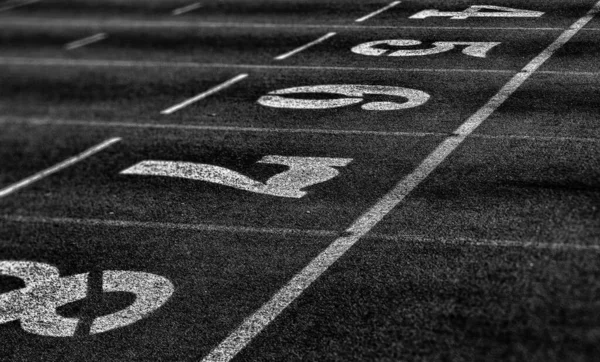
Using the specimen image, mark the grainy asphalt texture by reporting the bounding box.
[0,0,599,361]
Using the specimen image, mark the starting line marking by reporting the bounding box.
[2,215,599,252]
[355,1,401,23]
[160,73,248,115]
[172,2,203,16]
[201,2,600,361]
[0,0,38,12]
[64,33,108,50]
[0,137,121,199]
[274,32,336,60]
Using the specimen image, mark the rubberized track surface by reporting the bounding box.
[1,1,599,361]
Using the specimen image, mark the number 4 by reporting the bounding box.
[410,5,544,20]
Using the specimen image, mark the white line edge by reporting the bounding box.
[0,137,121,198]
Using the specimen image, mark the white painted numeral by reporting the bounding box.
[121,156,353,198]
[351,39,500,58]
[257,84,430,111]
[0,261,174,337]
[410,5,544,20]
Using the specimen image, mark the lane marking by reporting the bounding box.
[0,57,520,74]
[1,215,599,252]
[274,32,336,60]
[121,156,353,198]
[258,85,430,110]
[0,260,174,336]
[0,137,121,199]
[64,33,108,50]
[172,2,202,16]
[410,5,544,20]
[3,57,600,77]
[2,118,600,144]
[201,2,600,361]
[351,39,501,58]
[0,0,38,12]
[160,73,248,115]
[0,17,575,32]
[355,1,401,23]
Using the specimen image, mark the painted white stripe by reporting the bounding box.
[2,117,600,144]
[2,215,598,252]
[64,33,107,50]
[355,1,401,22]
[2,57,600,77]
[0,0,38,12]
[0,17,573,32]
[172,2,202,16]
[160,73,248,115]
[201,2,600,361]
[0,57,520,75]
[274,32,336,60]
[0,138,121,198]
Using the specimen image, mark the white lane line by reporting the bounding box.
[3,57,600,77]
[201,2,600,361]
[0,57,519,74]
[0,17,569,32]
[2,215,599,252]
[355,1,401,22]
[64,33,108,50]
[160,73,248,115]
[0,138,121,198]
[0,0,38,12]
[172,2,202,16]
[3,118,600,144]
[274,32,336,60]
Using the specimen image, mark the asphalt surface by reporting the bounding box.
[1,0,599,361]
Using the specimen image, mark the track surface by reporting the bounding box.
[0,1,599,361]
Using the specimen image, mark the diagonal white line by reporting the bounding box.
[160,73,248,115]
[0,0,38,12]
[0,138,121,198]
[355,1,401,22]
[200,2,600,361]
[274,32,336,60]
[64,33,108,50]
[172,2,203,16]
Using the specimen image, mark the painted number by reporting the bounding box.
[0,261,174,337]
[410,5,544,20]
[121,156,352,198]
[351,39,501,58]
[257,84,430,111]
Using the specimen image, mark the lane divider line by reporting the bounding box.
[0,17,574,32]
[0,0,38,12]
[274,32,336,60]
[201,2,600,361]
[0,138,121,199]
[355,1,401,23]
[172,2,203,16]
[64,33,108,50]
[2,56,600,77]
[2,215,599,252]
[2,117,600,144]
[160,73,248,115]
